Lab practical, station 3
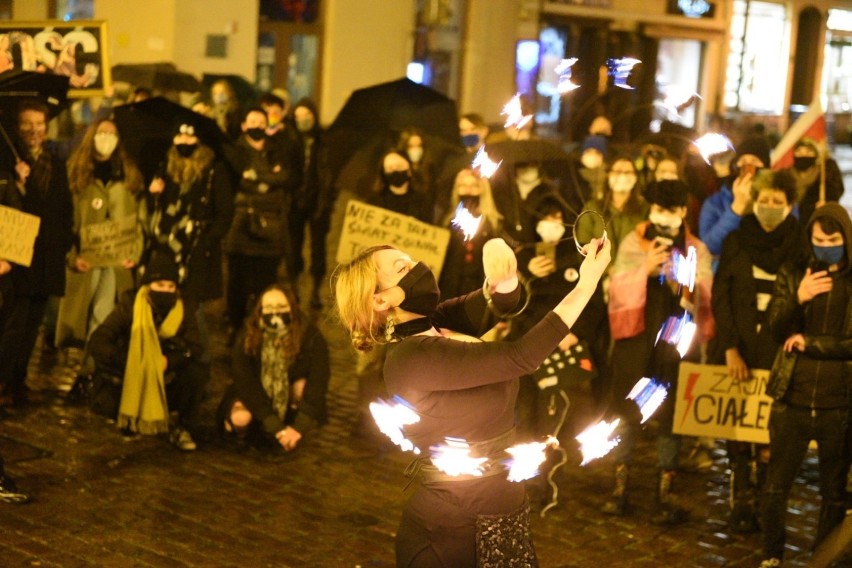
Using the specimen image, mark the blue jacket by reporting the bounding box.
[698,185,742,272]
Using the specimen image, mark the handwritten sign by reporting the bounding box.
[80,214,138,268]
[336,200,450,278]
[673,362,772,444]
[0,204,41,267]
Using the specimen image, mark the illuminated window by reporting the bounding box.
[823,9,852,113]
[54,0,94,20]
[724,0,788,114]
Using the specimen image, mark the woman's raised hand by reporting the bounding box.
[482,238,518,292]
[578,237,611,286]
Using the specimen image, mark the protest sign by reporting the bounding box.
[673,362,772,444]
[80,214,138,268]
[0,204,41,267]
[336,200,450,278]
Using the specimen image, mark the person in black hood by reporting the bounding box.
[759,202,852,566]
[368,150,429,223]
[789,138,845,224]
[711,169,806,534]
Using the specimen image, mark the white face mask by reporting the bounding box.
[609,173,636,194]
[648,210,683,231]
[94,132,118,158]
[536,220,566,243]
[407,147,424,164]
[517,167,540,184]
[581,152,603,170]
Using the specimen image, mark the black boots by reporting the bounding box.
[652,469,688,525]
[601,463,630,515]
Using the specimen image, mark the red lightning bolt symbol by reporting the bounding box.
[680,372,701,427]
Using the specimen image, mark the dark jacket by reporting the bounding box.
[766,203,852,404]
[14,146,74,298]
[223,320,329,438]
[88,288,203,379]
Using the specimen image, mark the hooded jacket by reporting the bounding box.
[766,202,852,405]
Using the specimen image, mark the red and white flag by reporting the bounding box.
[771,100,827,170]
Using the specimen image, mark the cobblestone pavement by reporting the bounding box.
[1,189,850,567]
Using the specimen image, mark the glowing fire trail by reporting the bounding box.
[450,202,483,242]
[576,419,621,466]
[471,146,502,179]
[430,439,488,477]
[656,312,698,358]
[369,397,421,454]
[626,378,669,424]
[694,133,734,164]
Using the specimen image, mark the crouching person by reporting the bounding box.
[88,251,206,451]
[217,285,329,451]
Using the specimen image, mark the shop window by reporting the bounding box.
[823,9,852,114]
[724,0,788,114]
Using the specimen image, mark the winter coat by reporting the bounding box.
[55,177,143,347]
[698,184,742,270]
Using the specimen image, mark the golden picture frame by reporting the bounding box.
[0,20,111,98]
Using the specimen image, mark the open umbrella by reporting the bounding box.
[326,78,463,193]
[113,96,229,179]
[112,63,202,94]
[0,70,70,163]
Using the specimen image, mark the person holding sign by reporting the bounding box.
[55,118,144,350]
[0,99,73,409]
[333,236,610,566]
[759,203,852,567]
[711,169,806,534]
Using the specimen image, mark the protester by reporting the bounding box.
[55,118,144,350]
[0,100,73,408]
[458,112,489,155]
[209,79,242,139]
[87,251,206,451]
[576,134,608,203]
[368,150,429,223]
[604,179,714,524]
[287,98,334,308]
[438,168,502,299]
[223,107,292,335]
[698,136,771,271]
[397,127,439,222]
[759,203,852,567]
[711,169,806,533]
[789,138,844,223]
[218,285,329,450]
[333,235,610,566]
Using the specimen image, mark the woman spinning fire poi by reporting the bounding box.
[334,236,610,566]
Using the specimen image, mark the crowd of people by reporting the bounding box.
[0,79,849,567]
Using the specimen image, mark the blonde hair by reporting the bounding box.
[165,144,215,186]
[443,169,503,231]
[333,245,395,352]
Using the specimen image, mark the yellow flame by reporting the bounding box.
[430,439,488,477]
[576,419,621,466]
[451,203,483,242]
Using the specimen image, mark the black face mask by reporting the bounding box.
[793,156,817,171]
[459,195,481,212]
[396,262,440,316]
[246,127,266,141]
[385,170,411,188]
[175,143,197,158]
[149,290,177,315]
[261,311,292,331]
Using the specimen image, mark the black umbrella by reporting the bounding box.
[113,96,229,179]
[326,78,463,191]
[112,63,202,94]
[0,70,70,162]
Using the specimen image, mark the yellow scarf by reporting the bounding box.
[117,286,184,434]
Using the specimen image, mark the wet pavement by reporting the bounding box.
[2,176,852,567]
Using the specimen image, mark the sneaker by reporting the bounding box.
[682,447,714,472]
[169,427,197,451]
[0,474,30,504]
[758,559,781,568]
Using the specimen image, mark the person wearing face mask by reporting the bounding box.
[285,98,334,309]
[217,285,329,451]
[458,112,489,155]
[509,198,609,468]
[56,119,145,359]
[789,138,844,225]
[224,107,295,335]
[87,251,206,451]
[208,79,242,140]
[575,135,608,203]
[334,235,611,566]
[711,170,805,534]
[0,100,73,409]
[605,179,715,524]
[581,156,649,262]
[397,127,440,223]
[368,150,430,223]
[699,136,771,273]
[757,203,852,567]
[438,169,503,299]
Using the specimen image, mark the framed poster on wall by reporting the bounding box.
[0,20,110,97]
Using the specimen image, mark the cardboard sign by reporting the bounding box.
[673,362,772,444]
[336,200,450,278]
[0,204,41,267]
[80,214,138,268]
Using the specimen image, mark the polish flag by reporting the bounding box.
[770,100,827,170]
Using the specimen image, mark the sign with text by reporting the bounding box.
[673,363,772,444]
[336,200,450,278]
[80,214,138,268]
[0,204,40,267]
